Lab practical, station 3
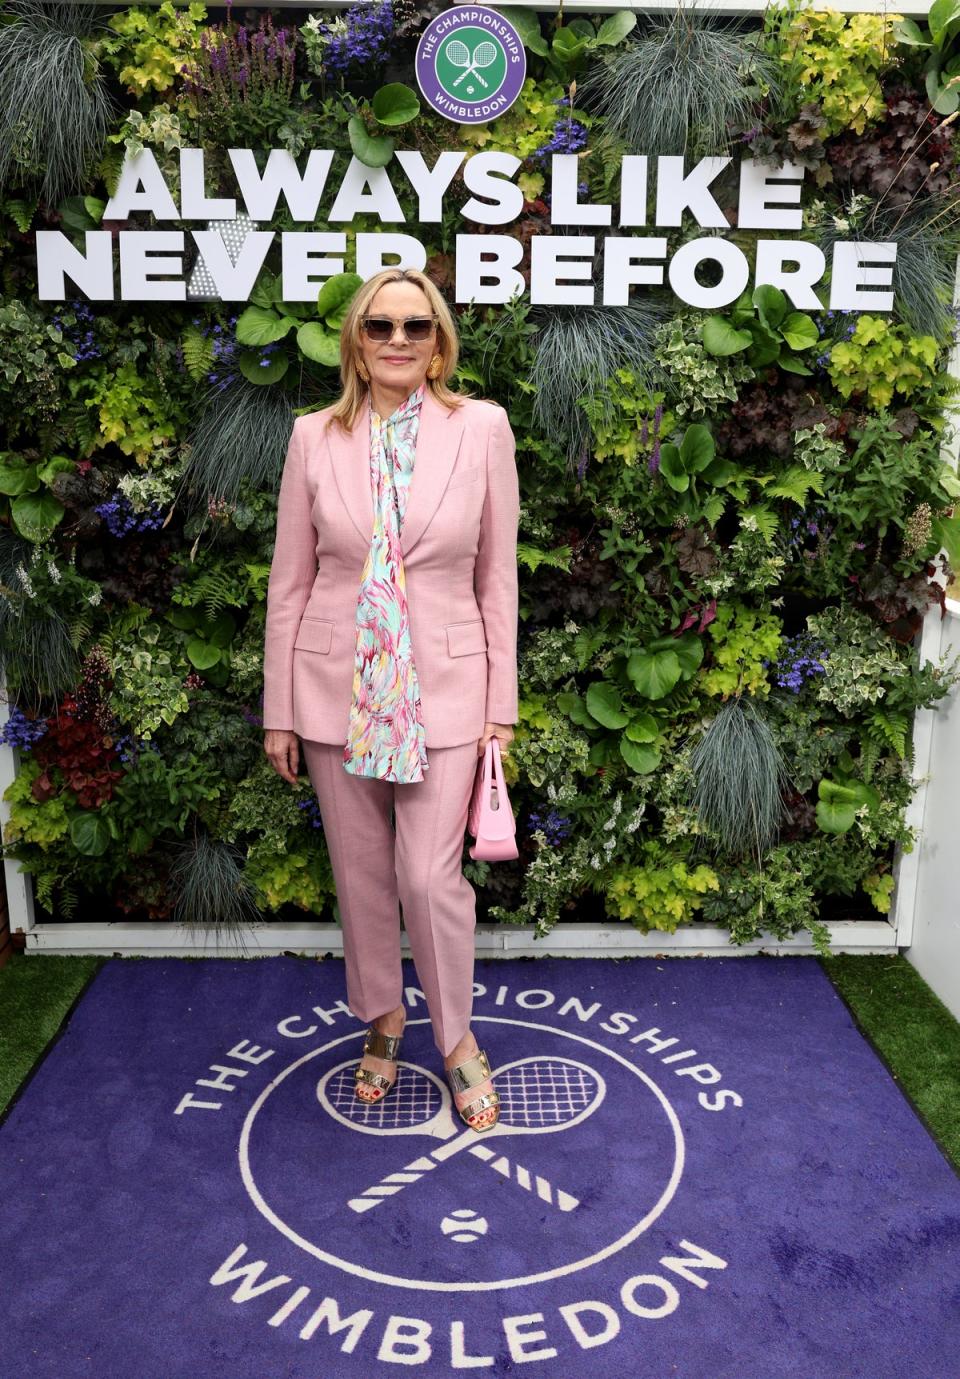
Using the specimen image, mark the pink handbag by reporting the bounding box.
[467,737,519,861]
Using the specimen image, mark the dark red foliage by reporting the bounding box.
[33,693,123,808]
[826,82,958,204]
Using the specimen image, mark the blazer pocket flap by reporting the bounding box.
[447,467,481,490]
[294,617,333,654]
[446,619,487,657]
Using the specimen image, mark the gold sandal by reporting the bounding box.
[355,1022,404,1103]
[446,1047,500,1132]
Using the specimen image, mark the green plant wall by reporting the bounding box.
[2,0,960,953]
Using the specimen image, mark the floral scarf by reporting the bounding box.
[342,382,429,783]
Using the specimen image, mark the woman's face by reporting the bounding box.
[357,280,439,402]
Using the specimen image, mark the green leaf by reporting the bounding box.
[585,680,630,728]
[558,692,597,729]
[297,321,342,367]
[893,16,932,45]
[348,114,394,168]
[316,271,363,320]
[371,82,421,126]
[816,777,880,834]
[627,648,682,699]
[780,312,819,351]
[70,811,111,857]
[625,711,659,743]
[658,445,689,491]
[648,633,704,678]
[236,305,293,346]
[11,490,65,542]
[596,11,637,44]
[777,353,813,376]
[552,28,589,61]
[186,637,222,670]
[932,513,960,569]
[497,6,549,54]
[0,456,40,497]
[753,283,787,331]
[702,316,753,356]
[620,738,660,774]
[929,0,960,46]
[702,457,738,486]
[238,350,288,385]
[58,195,99,232]
[680,423,715,472]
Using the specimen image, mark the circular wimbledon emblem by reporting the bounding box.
[416,6,527,125]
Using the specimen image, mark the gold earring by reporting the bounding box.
[426,353,443,380]
[356,359,370,382]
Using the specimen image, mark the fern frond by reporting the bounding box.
[517,542,572,575]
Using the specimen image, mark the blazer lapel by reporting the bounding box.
[327,386,466,558]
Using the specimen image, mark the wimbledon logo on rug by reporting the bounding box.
[415,5,526,125]
[173,977,745,1372]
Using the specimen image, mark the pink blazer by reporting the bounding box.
[262,387,520,747]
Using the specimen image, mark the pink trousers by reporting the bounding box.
[300,738,481,1058]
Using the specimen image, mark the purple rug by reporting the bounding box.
[1,954,958,1378]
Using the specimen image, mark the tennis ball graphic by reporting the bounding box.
[441,1208,489,1242]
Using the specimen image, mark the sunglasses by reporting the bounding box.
[361,314,438,343]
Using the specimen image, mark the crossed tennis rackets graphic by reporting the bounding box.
[445,39,498,89]
[316,1055,606,1216]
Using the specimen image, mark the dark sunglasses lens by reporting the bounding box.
[404,318,434,340]
[363,318,393,341]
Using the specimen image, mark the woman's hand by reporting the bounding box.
[478,722,514,759]
[264,729,301,786]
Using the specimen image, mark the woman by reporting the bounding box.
[262,267,519,1133]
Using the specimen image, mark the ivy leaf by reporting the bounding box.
[627,648,682,699]
[585,681,630,728]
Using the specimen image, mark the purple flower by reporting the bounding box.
[765,633,830,693]
[95,492,166,537]
[527,809,572,846]
[317,0,395,74]
[0,705,48,751]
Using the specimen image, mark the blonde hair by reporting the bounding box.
[327,268,470,433]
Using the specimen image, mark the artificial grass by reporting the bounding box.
[0,953,104,1113]
[820,954,960,1171]
[1,952,958,1174]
